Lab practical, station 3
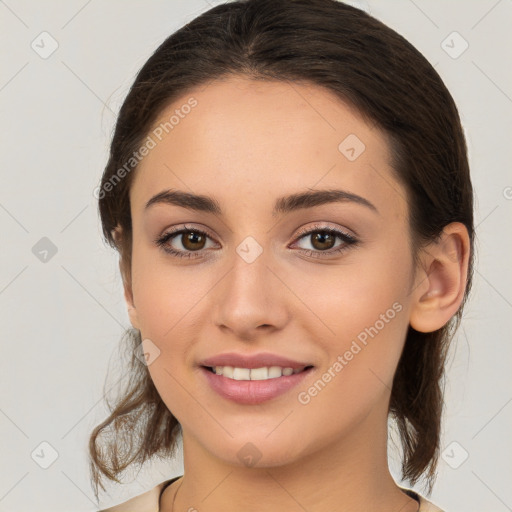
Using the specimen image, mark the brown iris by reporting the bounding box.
[181,231,207,251]
[310,231,336,251]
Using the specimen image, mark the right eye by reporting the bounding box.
[154,225,217,259]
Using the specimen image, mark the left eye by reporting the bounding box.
[292,227,356,255]
[154,224,359,259]
[290,224,358,258]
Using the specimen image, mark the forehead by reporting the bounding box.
[130,76,406,222]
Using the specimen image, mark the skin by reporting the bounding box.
[118,76,470,512]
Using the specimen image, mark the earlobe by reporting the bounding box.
[409,222,470,333]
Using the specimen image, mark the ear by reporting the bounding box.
[409,222,471,333]
[112,225,140,331]
[121,262,141,330]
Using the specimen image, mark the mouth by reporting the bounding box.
[200,364,315,405]
[201,364,314,380]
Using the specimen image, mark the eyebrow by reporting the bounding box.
[144,188,379,217]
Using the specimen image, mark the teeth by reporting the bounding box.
[211,365,305,381]
[247,367,268,380]
[268,366,282,378]
[233,367,250,380]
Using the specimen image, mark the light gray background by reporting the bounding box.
[1,1,511,511]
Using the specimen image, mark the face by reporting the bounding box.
[125,76,418,468]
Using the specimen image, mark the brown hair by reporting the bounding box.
[89,0,474,499]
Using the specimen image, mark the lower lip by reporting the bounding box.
[201,366,314,405]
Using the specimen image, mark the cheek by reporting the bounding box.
[313,251,409,340]
[131,259,206,421]
[131,246,210,338]
[309,240,411,390]
[295,294,408,445]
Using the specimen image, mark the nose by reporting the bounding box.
[211,247,290,340]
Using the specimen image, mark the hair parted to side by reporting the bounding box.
[89,0,474,500]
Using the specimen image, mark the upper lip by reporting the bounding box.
[200,352,314,370]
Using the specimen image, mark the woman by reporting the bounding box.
[90,1,474,511]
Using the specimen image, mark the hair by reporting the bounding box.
[89,0,474,500]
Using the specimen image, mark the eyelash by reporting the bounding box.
[153,223,359,260]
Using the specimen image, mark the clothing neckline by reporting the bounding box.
[158,475,181,508]
[158,477,421,509]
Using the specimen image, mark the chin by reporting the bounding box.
[201,433,307,469]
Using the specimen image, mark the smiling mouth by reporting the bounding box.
[202,365,314,380]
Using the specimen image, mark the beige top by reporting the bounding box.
[99,476,445,512]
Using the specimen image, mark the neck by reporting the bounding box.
[164,400,419,512]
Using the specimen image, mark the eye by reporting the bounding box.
[290,223,359,258]
[154,223,359,259]
[154,224,216,259]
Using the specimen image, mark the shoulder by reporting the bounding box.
[399,486,446,512]
[99,477,177,512]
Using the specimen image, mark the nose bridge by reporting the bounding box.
[227,234,273,306]
[212,234,288,333]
